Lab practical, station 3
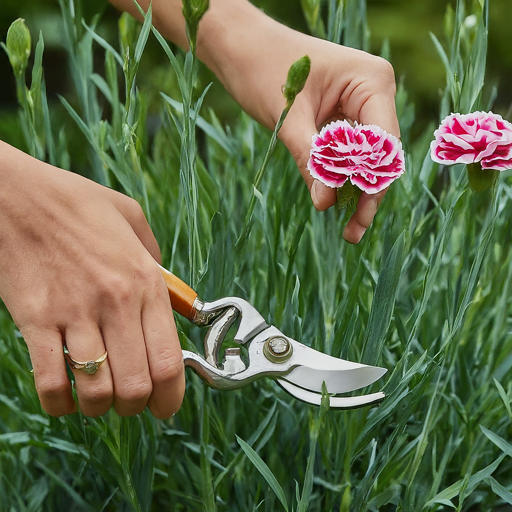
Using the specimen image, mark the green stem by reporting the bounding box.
[467,162,499,192]
[235,105,291,253]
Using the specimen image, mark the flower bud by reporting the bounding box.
[283,55,311,106]
[119,12,138,58]
[337,180,362,215]
[4,18,32,78]
[182,0,209,54]
[467,162,499,192]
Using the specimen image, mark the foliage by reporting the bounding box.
[1,0,512,511]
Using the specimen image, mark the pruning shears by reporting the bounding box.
[160,266,387,409]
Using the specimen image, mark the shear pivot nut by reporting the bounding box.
[223,347,246,374]
[263,337,293,363]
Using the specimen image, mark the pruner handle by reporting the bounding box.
[159,266,199,320]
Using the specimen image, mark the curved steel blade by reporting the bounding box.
[279,334,387,394]
[278,380,385,409]
[283,362,387,394]
[244,326,387,394]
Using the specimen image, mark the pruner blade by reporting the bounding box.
[277,380,385,410]
[250,326,387,394]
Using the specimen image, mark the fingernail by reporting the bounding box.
[311,181,319,206]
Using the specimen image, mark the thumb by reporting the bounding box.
[279,102,337,211]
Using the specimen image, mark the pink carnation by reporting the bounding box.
[307,120,405,194]
[431,111,512,171]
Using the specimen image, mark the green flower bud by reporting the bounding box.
[119,11,138,58]
[337,180,362,215]
[4,18,32,78]
[467,162,499,192]
[182,0,209,54]
[443,3,455,41]
[283,55,311,106]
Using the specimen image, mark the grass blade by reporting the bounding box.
[236,435,289,512]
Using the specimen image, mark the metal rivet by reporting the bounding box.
[225,347,240,356]
[268,337,289,355]
[263,337,293,363]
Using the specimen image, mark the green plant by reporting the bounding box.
[0,0,511,511]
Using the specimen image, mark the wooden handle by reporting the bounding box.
[159,266,198,320]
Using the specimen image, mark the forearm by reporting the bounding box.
[107,0,316,127]
[108,0,399,233]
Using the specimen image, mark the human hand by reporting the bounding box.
[108,0,399,243]
[277,42,399,243]
[195,1,400,243]
[0,141,184,418]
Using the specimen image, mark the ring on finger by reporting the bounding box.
[63,346,108,375]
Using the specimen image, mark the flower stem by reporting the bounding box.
[467,162,499,192]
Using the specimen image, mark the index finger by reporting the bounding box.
[358,92,400,139]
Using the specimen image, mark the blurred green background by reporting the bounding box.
[1,0,511,149]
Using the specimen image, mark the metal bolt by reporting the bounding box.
[263,336,293,363]
[268,337,289,355]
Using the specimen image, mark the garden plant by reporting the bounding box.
[0,0,512,510]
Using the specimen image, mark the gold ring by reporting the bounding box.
[63,346,108,375]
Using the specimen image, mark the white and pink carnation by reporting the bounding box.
[431,111,512,171]
[307,120,405,194]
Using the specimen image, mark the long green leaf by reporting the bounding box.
[362,232,405,365]
[236,435,289,512]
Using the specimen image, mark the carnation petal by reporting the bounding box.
[350,173,397,194]
[307,158,349,188]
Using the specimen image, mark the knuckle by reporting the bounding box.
[128,197,144,216]
[135,265,162,290]
[99,273,135,306]
[151,352,184,387]
[98,263,161,308]
[36,375,70,400]
[18,300,51,329]
[116,378,153,405]
[125,197,147,225]
[370,57,396,90]
[78,381,114,404]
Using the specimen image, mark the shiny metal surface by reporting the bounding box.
[277,380,385,409]
[182,295,386,408]
[201,297,268,344]
[183,325,386,394]
[251,326,387,393]
[191,298,219,326]
[204,306,238,366]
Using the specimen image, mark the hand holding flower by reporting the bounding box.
[113,0,401,243]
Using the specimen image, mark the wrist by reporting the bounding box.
[196,0,312,127]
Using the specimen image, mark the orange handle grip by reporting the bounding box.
[159,266,198,320]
